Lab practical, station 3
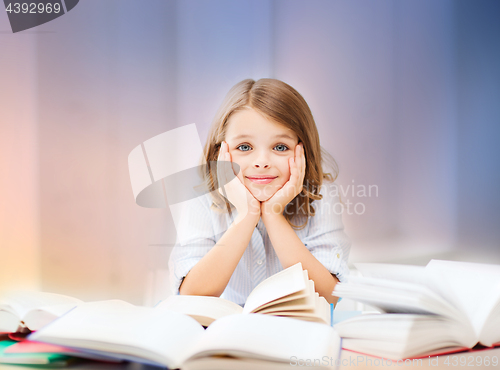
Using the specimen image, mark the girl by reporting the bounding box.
[168,79,350,306]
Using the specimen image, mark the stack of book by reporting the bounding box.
[0,263,340,369]
[332,259,500,360]
[0,291,84,366]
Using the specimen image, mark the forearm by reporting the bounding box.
[262,214,340,305]
[179,214,259,297]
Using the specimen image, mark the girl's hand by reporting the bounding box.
[261,143,305,218]
[217,141,261,223]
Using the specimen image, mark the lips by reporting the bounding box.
[246,176,277,185]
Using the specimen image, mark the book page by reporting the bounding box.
[333,276,464,320]
[184,356,335,370]
[354,263,426,284]
[184,314,339,363]
[356,260,500,335]
[426,260,500,340]
[157,295,243,326]
[256,296,314,314]
[354,263,462,307]
[23,303,82,331]
[254,279,315,314]
[0,291,82,319]
[268,293,329,325]
[318,295,330,326]
[249,286,309,312]
[243,263,307,314]
[0,311,20,333]
[336,314,475,359]
[29,300,205,368]
[264,311,327,325]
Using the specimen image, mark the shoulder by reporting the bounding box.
[172,191,215,227]
[185,189,227,212]
[190,191,231,233]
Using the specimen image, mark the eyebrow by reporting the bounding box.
[232,134,296,141]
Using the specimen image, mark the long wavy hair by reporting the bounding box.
[200,78,338,230]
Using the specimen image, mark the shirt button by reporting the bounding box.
[256,259,263,265]
[336,253,340,259]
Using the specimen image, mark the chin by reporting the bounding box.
[250,186,277,202]
[254,194,272,202]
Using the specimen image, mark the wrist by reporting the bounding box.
[261,202,286,218]
[261,210,285,224]
[234,210,260,227]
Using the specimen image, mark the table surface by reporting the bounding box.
[1,347,500,370]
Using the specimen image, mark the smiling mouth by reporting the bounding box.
[246,176,277,184]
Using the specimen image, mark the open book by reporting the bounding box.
[332,259,500,359]
[160,262,331,326]
[0,291,83,333]
[29,300,340,369]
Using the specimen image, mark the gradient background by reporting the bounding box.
[1,0,499,305]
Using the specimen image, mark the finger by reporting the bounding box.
[223,151,234,184]
[223,149,236,179]
[297,143,304,174]
[300,143,306,172]
[293,145,300,175]
[220,143,231,177]
[301,145,306,176]
[294,144,304,178]
[217,141,225,161]
[299,145,306,193]
[222,147,243,185]
[235,163,245,183]
[289,157,299,187]
[222,141,227,157]
[218,142,230,194]
[226,149,238,177]
[290,155,303,197]
[293,145,301,180]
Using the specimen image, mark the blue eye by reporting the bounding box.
[237,144,252,152]
[274,144,289,152]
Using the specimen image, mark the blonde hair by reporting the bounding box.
[201,78,338,229]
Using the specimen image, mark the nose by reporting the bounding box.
[253,151,270,169]
[253,162,269,169]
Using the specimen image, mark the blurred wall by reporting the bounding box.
[0,26,40,291]
[273,0,458,262]
[1,0,499,304]
[456,0,500,255]
[35,0,178,303]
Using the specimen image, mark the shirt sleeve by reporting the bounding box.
[301,182,351,283]
[168,194,217,294]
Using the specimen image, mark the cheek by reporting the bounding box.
[279,157,292,178]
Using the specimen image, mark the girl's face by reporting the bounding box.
[224,108,299,202]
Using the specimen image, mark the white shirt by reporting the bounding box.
[168,180,351,306]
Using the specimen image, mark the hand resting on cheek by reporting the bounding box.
[261,142,306,218]
[217,141,261,223]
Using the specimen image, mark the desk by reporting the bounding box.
[1,347,500,370]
